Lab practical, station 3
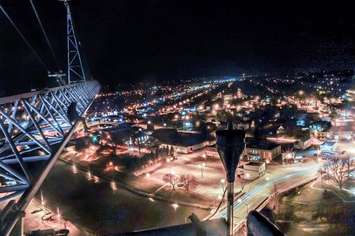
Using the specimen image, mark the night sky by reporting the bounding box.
[1,1,355,95]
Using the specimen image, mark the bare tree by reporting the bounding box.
[180,175,199,192]
[325,157,348,190]
[342,152,352,176]
[163,173,179,191]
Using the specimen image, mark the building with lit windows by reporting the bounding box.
[238,161,266,180]
[243,138,281,163]
[152,128,215,153]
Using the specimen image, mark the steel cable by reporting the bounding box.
[29,0,60,71]
[0,4,48,70]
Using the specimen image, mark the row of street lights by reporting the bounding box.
[39,191,62,226]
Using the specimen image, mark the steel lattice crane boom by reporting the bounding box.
[0,1,99,235]
[61,0,87,84]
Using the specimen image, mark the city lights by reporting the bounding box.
[110,181,118,191]
[87,170,92,180]
[10,68,353,235]
[72,164,78,174]
[40,191,45,206]
[171,203,179,210]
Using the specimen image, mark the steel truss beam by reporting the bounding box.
[0,81,100,235]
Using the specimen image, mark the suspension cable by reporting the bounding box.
[0,4,48,70]
[29,0,60,71]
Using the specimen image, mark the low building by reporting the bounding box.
[238,161,266,180]
[236,122,250,130]
[294,135,312,150]
[320,140,337,153]
[329,121,355,141]
[243,138,281,163]
[152,128,215,154]
[282,151,296,164]
[309,120,331,141]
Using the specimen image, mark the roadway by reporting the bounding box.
[213,162,321,230]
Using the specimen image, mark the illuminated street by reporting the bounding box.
[214,163,321,224]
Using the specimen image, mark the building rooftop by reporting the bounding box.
[246,138,280,150]
[245,161,265,166]
[152,128,212,147]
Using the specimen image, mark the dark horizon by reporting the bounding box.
[1,0,355,95]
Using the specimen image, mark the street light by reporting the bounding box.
[40,191,45,206]
[171,203,179,210]
[57,207,61,222]
[72,164,78,174]
[87,170,92,181]
[111,180,117,191]
[199,162,206,178]
[202,153,207,159]
[216,122,245,236]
